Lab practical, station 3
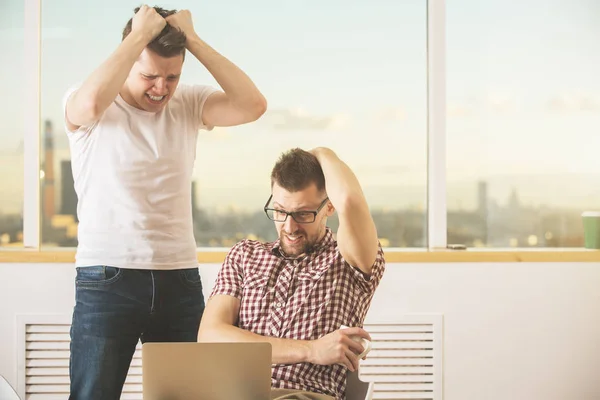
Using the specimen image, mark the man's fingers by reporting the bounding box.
[341,334,365,355]
[341,354,354,371]
[344,349,359,371]
[341,327,371,341]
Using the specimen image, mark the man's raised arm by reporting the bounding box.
[310,147,379,274]
[165,10,267,128]
[65,6,165,130]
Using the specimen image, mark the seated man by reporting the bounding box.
[198,147,385,400]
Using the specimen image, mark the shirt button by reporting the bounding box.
[276,302,282,308]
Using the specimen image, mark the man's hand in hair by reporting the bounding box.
[132,5,167,44]
[165,10,197,44]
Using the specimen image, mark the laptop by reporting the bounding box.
[142,342,272,400]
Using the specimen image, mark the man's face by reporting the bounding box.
[122,48,183,113]
[271,182,334,257]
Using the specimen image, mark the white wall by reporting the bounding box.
[1,262,600,400]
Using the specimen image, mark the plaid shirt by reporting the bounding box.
[210,228,385,399]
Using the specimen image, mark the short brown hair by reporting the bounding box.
[122,6,186,58]
[271,148,326,193]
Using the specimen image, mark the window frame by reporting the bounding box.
[15,0,598,259]
[23,0,42,249]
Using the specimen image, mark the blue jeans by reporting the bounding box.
[68,266,205,400]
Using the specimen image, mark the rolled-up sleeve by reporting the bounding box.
[347,243,386,294]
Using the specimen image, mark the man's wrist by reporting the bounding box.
[185,31,202,49]
[302,340,314,363]
[126,30,153,48]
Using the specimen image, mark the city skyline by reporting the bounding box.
[1,116,600,214]
[28,135,589,249]
[0,123,592,248]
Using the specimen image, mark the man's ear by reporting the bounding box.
[326,201,335,217]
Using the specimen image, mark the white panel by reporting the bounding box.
[19,316,442,400]
[27,395,142,400]
[372,393,434,400]
[19,318,142,400]
[361,315,444,400]
[26,325,71,333]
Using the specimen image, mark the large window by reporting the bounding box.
[0,0,25,248]
[39,0,428,248]
[6,0,597,251]
[446,0,600,247]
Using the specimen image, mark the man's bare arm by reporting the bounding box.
[198,295,311,365]
[198,294,368,370]
[165,10,267,127]
[65,6,165,130]
[310,147,379,274]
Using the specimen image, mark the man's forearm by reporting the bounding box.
[198,323,312,365]
[185,34,266,113]
[69,32,148,126]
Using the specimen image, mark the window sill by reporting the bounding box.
[0,248,599,264]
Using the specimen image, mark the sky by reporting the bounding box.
[0,0,599,213]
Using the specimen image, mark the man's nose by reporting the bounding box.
[283,214,299,232]
[154,78,168,94]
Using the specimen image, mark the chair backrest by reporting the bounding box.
[346,369,374,400]
[0,375,21,400]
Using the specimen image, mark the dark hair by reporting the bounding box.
[270,148,326,193]
[122,6,186,58]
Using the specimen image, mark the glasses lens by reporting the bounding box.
[266,209,288,222]
[293,212,315,223]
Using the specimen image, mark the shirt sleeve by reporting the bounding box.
[209,240,246,300]
[346,243,386,295]
[178,84,220,132]
[62,86,79,134]
[62,85,98,138]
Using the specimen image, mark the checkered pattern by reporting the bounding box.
[210,228,385,399]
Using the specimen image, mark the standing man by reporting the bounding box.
[63,5,266,399]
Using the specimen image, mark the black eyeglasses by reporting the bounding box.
[263,195,329,224]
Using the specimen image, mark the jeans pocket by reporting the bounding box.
[178,268,203,290]
[75,265,123,287]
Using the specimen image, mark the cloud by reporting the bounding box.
[446,92,515,118]
[485,91,515,114]
[0,141,22,156]
[546,93,599,113]
[374,107,405,122]
[263,108,350,131]
[447,104,472,118]
[199,127,232,142]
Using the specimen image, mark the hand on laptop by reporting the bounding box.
[307,327,371,371]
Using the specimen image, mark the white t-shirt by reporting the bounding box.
[63,84,218,269]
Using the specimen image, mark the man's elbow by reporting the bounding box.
[197,324,216,342]
[245,95,267,122]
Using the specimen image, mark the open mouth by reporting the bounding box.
[285,234,304,245]
[146,94,167,105]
